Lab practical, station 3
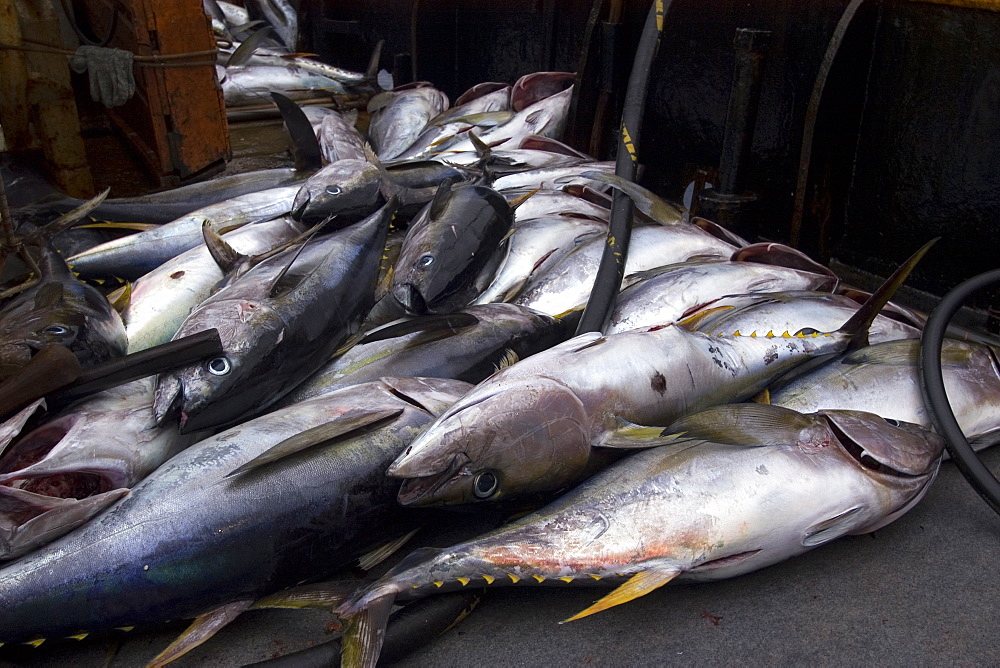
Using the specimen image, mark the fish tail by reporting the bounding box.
[836,238,937,348]
[363,39,384,84]
[340,589,395,668]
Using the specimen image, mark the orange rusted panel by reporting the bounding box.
[75,0,230,187]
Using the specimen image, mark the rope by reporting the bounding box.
[0,39,218,68]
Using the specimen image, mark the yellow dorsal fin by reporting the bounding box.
[561,568,681,623]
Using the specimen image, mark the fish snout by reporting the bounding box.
[391,283,429,315]
[290,189,311,221]
[395,452,472,506]
[152,375,184,427]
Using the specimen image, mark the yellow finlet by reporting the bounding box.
[508,573,520,583]
[482,575,495,584]
[116,626,134,632]
[558,576,574,583]
[588,574,602,580]
[433,581,444,588]
[456,577,471,586]
[781,331,791,338]
[533,575,546,583]
[25,638,45,647]
[766,330,775,338]
[66,632,89,641]
[751,388,771,405]
[561,568,680,623]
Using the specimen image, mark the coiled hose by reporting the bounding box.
[919,268,1000,516]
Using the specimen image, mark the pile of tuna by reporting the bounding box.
[1,55,998,668]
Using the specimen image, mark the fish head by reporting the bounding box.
[390,225,451,315]
[0,278,125,377]
[292,159,381,223]
[153,300,288,432]
[389,377,591,505]
[820,409,945,478]
[391,185,511,315]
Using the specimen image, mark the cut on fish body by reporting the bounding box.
[0,377,195,560]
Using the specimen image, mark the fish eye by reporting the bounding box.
[42,324,70,336]
[326,185,342,196]
[418,254,434,267]
[472,470,500,499]
[207,356,232,376]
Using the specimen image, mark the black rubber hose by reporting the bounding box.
[919,268,1000,516]
[575,0,667,335]
[243,589,484,668]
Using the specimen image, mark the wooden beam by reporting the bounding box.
[0,0,32,152]
[17,0,94,197]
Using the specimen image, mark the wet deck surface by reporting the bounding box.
[3,446,999,667]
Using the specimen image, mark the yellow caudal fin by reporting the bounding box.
[146,600,252,667]
[341,592,395,668]
[561,567,681,623]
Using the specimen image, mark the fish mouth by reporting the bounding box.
[152,375,184,428]
[290,191,310,220]
[396,452,469,506]
[391,283,429,315]
[822,414,922,477]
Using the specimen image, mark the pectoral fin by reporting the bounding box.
[561,567,681,623]
[356,312,480,346]
[597,418,682,449]
[225,408,403,477]
[146,600,253,668]
[75,221,159,232]
[358,528,421,571]
[251,581,359,610]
